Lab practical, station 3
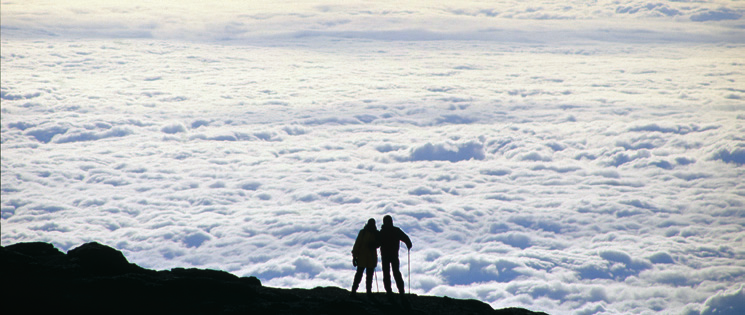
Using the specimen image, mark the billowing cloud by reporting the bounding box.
[2,1,744,315]
[1,1,744,43]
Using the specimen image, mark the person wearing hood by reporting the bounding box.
[379,215,412,300]
[350,218,380,298]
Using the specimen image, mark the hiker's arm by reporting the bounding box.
[400,229,412,250]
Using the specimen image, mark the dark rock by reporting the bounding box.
[170,267,240,281]
[3,242,66,268]
[241,275,262,286]
[496,308,549,315]
[1,242,548,315]
[67,241,141,275]
[5,242,64,257]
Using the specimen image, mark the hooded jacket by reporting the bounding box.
[352,222,380,268]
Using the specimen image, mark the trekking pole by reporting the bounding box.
[407,249,411,294]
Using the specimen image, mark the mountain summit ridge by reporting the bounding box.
[2,241,548,315]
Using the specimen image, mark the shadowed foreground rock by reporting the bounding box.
[2,242,549,315]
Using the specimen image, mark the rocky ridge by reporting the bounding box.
[2,242,548,315]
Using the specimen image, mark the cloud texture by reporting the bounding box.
[2,1,744,314]
[2,0,744,43]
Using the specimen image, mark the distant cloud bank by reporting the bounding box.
[2,1,744,43]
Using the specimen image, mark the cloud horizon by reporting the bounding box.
[2,1,744,315]
[2,0,744,44]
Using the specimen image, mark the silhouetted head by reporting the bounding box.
[383,215,393,226]
[365,218,376,231]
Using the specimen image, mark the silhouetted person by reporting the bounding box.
[350,218,380,298]
[379,215,412,301]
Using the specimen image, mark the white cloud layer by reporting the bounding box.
[2,1,745,315]
[2,0,745,43]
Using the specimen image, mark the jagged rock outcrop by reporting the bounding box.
[1,242,548,315]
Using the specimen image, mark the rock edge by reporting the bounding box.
[2,242,549,315]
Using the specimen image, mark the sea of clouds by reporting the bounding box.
[2,1,744,314]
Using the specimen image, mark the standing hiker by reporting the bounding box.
[350,218,380,298]
[379,215,412,301]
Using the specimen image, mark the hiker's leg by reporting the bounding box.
[382,256,393,293]
[351,265,364,292]
[391,257,405,294]
[365,267,375,294]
